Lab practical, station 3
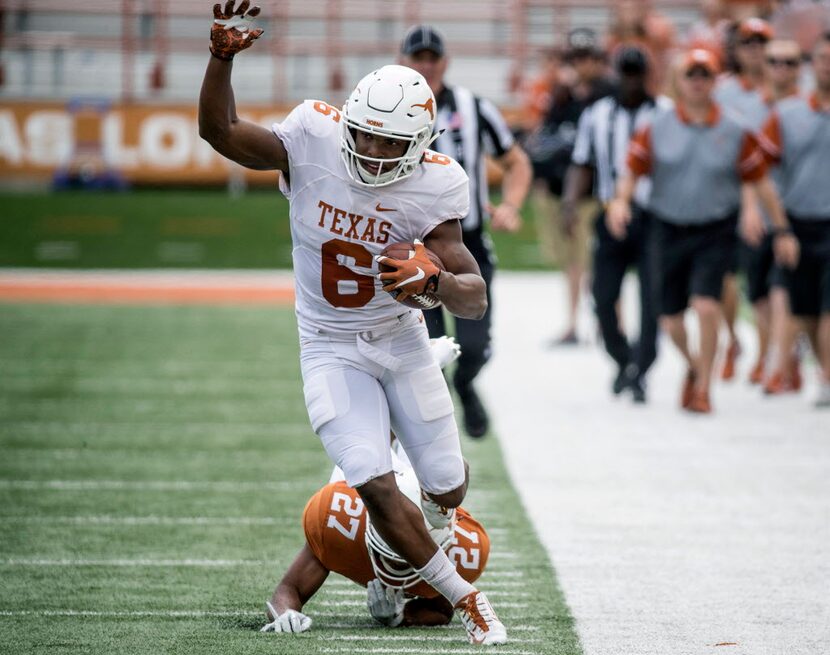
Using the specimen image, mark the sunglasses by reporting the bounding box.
[766,57,799,68]
[684,68,714,80]
[739,36,768,47]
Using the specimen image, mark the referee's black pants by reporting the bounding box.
[591,206,658,378]
[423,232,494,392]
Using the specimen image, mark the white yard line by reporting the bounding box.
[0,558,268,567]
[318,648,537,655]
[483,272,830,655]
[0,515,288,526]
[0,480,304,492]
[315,599,529,610]
[318,635,540,643]
[0,610,249,618]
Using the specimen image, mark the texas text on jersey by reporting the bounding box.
[272,99,470,339]
[303,480,490,597]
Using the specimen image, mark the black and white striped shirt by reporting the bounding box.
[433,85,515,234]
[571,94,672,206]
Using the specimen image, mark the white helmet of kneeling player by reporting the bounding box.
[364,468,453,590]
[341,64,438,187]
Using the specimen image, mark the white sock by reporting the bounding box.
[416,548,476,607]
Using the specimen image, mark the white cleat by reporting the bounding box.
[815,381,830,408]
[454,591,508,646]
[420,491,456,530]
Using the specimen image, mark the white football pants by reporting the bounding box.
[300,312,464,495]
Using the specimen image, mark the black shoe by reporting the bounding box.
[629,375,647,404]
[457,385,489,438]
[612,367,629,395]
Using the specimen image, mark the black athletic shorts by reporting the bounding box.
[788,216,830,317]
[740,235,778,303]
[652,213,738,317]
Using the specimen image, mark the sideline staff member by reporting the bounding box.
[610,49,798,414]
[760,32,830,407]
[400,25,532,437]
[563,46,666,403]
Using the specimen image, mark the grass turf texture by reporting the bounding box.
[0,303,582,655]
[0,190,549,270]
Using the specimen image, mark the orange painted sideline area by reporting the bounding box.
[0,270,296,305]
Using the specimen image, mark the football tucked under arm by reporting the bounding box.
[376,240,445,310]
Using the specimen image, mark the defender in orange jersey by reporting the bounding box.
[261,467,490,632]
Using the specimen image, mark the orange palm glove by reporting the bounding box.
[210,1,264,61]
[376,240,441,298]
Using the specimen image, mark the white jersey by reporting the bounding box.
[272,100,470,338]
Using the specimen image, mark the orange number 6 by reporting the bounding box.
[321,239,375,308]
[423,151,451,165]
[313,101,341,123]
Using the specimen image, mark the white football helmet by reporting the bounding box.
[364,468,453,590]
[341,64,438,187]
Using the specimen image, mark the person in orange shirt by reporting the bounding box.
[609,49,798,413]
[261,464,490,632]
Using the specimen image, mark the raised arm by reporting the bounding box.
[198,1,288,172]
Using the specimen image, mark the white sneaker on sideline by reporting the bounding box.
[815,381,830,408]
[454,591,508,645]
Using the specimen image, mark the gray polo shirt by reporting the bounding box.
[627,104,766,225]
[759,93,830,219]
[714,75,768,131]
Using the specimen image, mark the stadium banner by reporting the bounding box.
[0,101,292,185]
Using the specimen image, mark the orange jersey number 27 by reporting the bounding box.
[326,491,365,541]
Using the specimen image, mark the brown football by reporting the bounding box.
[378,242,445,310]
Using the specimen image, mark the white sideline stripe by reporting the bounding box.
[0,516,287,526]
[1,558,268,567]
[476,571,523,578]
[0,480,305,492]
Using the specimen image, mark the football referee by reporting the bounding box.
[400,25,532,438]
[562,46,669,403]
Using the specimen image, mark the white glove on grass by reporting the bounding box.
[366,579,405,627]
[260,601,312,634]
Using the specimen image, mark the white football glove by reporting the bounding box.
[429,336,461,369]
[260,601,312,634]
[366,579,405,627]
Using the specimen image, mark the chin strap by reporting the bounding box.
[420,130,444,161]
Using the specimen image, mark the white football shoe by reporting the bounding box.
[420,490,456,530]
[815,381,830,408]
[454,591,508,645]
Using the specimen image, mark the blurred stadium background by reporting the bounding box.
[3,3,830,655]
[0,0,708,271]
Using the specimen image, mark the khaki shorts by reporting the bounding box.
[532,184,598,270]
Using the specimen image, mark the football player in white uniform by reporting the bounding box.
[199,1,506,646]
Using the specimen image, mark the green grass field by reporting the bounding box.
[0,190,550,271]
[0,302,582,654]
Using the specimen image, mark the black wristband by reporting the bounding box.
[209,47,234,62]
[772,226,793,236]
